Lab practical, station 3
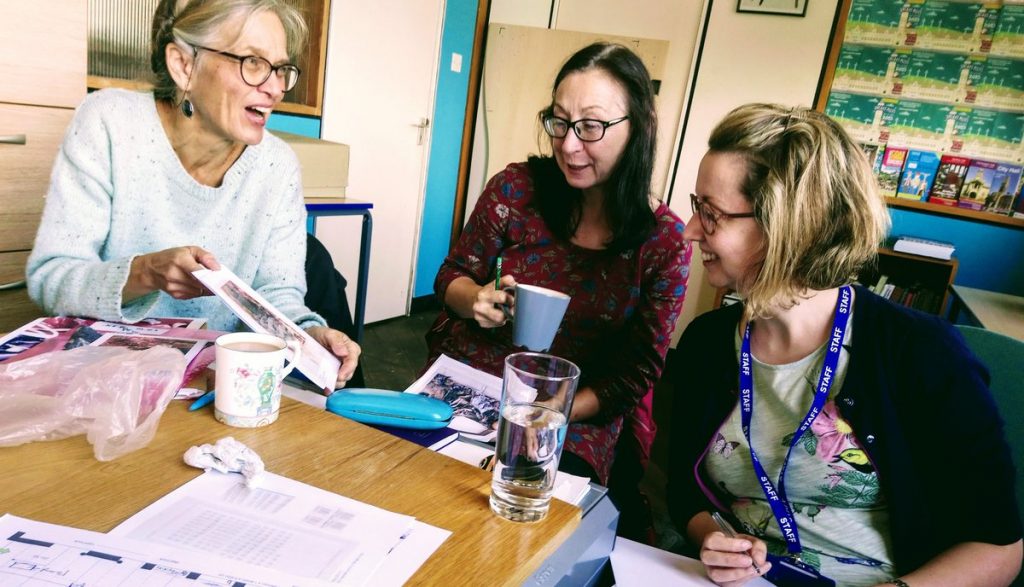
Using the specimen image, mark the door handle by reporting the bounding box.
[0,134,27,145]
[410,118,430,146]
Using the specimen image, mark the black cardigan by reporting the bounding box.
[666,285,1021,574]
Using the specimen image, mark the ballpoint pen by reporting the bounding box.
[189,390,215,411]
[711,511,762,574]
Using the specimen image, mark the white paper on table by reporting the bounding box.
[437,439,590,505]
[406,354,503,441]
[0,514,334,587]
[371,520,452,586]
[610,538,773,587]
[193,267,340,390]
[110,470,416,586]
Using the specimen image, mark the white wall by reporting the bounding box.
[668,0,840,337]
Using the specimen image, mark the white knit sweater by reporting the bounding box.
[27,89,325,332]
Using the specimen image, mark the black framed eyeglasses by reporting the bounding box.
[542,115,629,142]
[194,45,301,92]
[689,193,755,235]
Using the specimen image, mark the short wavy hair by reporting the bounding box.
[150,0,308,101]
[708,103,891,319]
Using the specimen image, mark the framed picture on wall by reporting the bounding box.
[736,0,808,17]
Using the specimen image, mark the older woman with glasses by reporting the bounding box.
[668,104,1021,586]
[425,42,690,540]
[27,0,359,388]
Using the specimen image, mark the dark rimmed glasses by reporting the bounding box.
[689,193,755,235]
[194,45,301,92]
[542,115,629,142]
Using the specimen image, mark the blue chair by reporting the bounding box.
[955,326,1024,519]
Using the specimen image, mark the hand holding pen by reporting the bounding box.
[468,256,516,328]
[701,511,770,585]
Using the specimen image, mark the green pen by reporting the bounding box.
[495,256,502,290]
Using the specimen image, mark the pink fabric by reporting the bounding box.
[427,163,690,483]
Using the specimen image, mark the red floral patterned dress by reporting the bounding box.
[427,162,691,484]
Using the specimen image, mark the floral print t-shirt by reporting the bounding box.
[705,317,898,586]
[427,162,690,484]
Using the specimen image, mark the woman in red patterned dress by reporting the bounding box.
[425,42,690,538]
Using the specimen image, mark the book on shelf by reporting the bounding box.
[927,154,970,206]
[958,159,998,211]
[871,274,889,294]
[859,141,885,175]
[896,149,941,201]
[880,283,896,299]
[893,236,956,260]
[982,162,1023,215]
[877,146,909,198]
[889,285,906,304]
[369,423,460,452]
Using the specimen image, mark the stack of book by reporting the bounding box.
[893,236,956,260]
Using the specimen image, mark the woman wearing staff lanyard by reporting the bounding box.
[667,104,1022,586]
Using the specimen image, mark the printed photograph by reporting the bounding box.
[420,373,500,430]
[221,280,305,344]
[192,267,341,391]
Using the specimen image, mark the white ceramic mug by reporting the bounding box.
[214,332,301,428]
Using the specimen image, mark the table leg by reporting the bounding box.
[354,211,373,343]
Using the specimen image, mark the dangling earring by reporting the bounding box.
[181,96,194,118]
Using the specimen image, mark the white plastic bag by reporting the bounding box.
[0,345,186,460]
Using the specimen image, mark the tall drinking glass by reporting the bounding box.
[490,352,580,522]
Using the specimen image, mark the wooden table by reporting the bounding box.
[0,397,581,585]
[949,285,1024,341]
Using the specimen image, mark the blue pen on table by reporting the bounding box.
[189,390,215,411]
[711,511,762,574]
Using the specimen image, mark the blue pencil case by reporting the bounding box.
[326,388,453,430]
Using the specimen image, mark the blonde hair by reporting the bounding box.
[708,103,891,320]
[150,0,308,101]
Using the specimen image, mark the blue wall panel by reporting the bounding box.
[413,0,478,298]
[890,208,1024,296]
[267,112,321,138]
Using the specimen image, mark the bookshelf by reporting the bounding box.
[862,247,959,315]
[713,247,959,317]
[885,197,1024,229]
[816,0,1024,227]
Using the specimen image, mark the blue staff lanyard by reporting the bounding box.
[738,286,852,557]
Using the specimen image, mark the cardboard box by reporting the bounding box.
[272,131,350,198]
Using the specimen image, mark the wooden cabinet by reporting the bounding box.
[0,0,87,331]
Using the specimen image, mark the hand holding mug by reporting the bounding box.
[472,275,517,328]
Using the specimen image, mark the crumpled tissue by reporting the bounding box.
[184,437,265,487]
